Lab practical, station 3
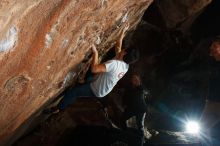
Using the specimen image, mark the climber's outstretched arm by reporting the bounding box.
[115,23,129,55]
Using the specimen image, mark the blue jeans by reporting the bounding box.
[58,83,95,109]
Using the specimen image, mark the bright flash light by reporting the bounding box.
[186,121,200,134]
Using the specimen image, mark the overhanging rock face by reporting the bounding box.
[0,0,153,145]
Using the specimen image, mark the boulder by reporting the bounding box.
[0,0,153,145]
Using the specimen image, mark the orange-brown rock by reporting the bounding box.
[0,0,153,145]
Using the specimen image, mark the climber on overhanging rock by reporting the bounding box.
[47,23,139,113]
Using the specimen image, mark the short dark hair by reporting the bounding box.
[123,48,139,64]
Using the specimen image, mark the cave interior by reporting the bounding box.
[12,0,220,146]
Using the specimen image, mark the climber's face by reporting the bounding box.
[210,41,220,61]
[119,49,127,58]
[116,49,127,60]
[131,74,141,87]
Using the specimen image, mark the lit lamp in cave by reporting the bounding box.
[185,121,200,134]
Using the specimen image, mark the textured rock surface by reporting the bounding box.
[156,0,212,28]
[0,0,153,145]
[15,99,112,146]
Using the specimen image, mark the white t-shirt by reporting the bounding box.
[90,60,129,97]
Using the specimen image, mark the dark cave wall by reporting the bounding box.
[128,0,219,130]
[155,0,212,28]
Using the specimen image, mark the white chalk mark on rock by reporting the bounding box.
[101,0,108,7]
[44,19,60,49]
[122,12,129,23]
[95,35,101,45]
[46,65,51,70]
[60,38,69,49]
[63,71,76,88]
[0,26,18,53]
[45,33,53,48]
